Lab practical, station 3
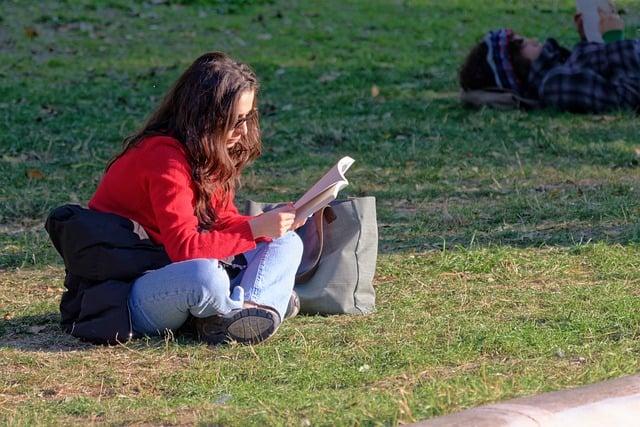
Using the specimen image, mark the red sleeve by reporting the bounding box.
[144,143,257,262]
[216,191,272,244]
[215,192,253,227]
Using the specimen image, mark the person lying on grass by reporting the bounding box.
[89,52,304,345]
[459,10,640,113]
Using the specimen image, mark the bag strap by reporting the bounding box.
[295,206,336,284]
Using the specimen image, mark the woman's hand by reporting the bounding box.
[599,9,624,34]
[249,204,296,239]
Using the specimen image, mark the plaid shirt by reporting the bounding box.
[528,38,640,113]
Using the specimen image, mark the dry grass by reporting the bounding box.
[3,0,640,424]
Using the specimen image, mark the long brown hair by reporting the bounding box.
[107,51,261,230]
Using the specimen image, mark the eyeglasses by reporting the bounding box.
[233,109,257,130]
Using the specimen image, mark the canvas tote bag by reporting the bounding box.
[245,197,377,315]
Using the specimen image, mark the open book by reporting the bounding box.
[293,156,354,223]
[576,0,617,43]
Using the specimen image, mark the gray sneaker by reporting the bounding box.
[194,307,280,345]
[284,290,300,320]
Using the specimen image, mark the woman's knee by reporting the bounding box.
[278,231,304,257]
[187,258,230,297]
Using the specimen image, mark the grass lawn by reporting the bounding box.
[2,0,640,424]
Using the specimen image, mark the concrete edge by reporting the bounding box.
[411,374,640,427]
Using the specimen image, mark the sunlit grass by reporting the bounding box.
[2,0,640,424]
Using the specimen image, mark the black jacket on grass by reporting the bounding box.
[45,204,171,344]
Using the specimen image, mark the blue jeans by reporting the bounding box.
[128,231,303,336]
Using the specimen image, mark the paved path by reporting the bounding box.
[412,374,640,426]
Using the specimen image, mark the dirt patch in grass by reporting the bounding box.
[0,220,44,235]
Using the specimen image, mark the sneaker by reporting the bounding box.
[194,307,280,345]
[284,290,300,320]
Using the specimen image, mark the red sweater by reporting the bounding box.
[89,136,258,262]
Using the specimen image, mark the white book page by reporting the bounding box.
[577,0,616,43]
[293,156,354,222]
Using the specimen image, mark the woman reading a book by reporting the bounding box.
[459,9,640,113]
[88,52,304,345]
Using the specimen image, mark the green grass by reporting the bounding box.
[2,0,640,424]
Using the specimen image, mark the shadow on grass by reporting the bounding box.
[0,313,98,352]
[0,313,206,352]
[380,221,640,253]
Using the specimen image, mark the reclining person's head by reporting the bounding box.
[459,29,543,95]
